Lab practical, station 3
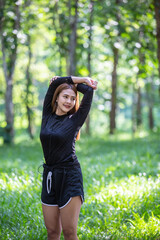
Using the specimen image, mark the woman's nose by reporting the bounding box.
[66,98,71,103]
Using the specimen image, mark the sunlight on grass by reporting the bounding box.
[90,175,160,204]
[125,212,160,239]
[0,172,40,191]
[0,133,160,239]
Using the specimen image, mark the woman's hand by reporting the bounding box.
[49,76,59,85]
[85,77,98,90]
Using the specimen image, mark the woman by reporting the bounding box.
[40,76,97,240]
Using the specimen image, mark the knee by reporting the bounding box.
[47,228,61,240]
[63,227,77,240]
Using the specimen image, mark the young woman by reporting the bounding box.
[40,76,97,240]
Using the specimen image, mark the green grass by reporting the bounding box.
[0,132,160,239]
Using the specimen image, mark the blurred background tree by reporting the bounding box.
[0,0,159,144]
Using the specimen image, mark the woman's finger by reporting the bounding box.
[49,76,59,85]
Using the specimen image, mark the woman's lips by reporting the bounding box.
[64,105,71,108]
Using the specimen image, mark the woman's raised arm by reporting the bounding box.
[71,76,98,127]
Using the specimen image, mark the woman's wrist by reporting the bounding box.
[71,76,98,90]
[71,76,85,84]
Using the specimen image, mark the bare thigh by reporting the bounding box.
[60,196,82,240]
[42,204,62,239]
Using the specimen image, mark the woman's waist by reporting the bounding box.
[44,159,80,170]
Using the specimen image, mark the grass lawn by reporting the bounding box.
[0,132,160,239]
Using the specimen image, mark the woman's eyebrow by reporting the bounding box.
[63,93,76,98]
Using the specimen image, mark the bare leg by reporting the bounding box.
[60,196,82,240]
[42,204,62,240]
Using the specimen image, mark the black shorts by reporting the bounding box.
[41,164,84,209]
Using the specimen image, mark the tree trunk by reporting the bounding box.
[26,34,34,139]
[109,47,118,134]
[154,0,160,94]
[0,3,20,143]
[5,77,14,143]
[131,85,137,135]
[0,32,14,143]
[148,106,154,130]
[85,0,94,135]
[109,0,121,134]
[68,0,78,75]
[52,2,64,75]
[136,86,142,126]
[146,77,154,130]
[136,44,145,128]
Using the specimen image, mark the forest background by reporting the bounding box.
[0,0,160,239]
[0,0,160,142]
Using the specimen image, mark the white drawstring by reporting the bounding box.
[46,171,52,194]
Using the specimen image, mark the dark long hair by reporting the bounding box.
[51,83,80,140]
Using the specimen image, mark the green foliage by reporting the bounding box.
[0,133,160,239]
[0,0,160,139]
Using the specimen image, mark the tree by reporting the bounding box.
[25,33,34,139]
[22,0,40,139]
[109,0,122,134]
[85,0,94,135]
[47,0,79,76]
[68,0,79,75]
[0,0,21,143]
[154,0,160,94]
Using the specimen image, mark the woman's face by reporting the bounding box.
[56,88,76,115]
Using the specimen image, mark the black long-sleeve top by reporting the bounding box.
[40,77,93,167]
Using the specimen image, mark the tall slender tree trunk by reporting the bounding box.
[136,46,145,128]
[109,0,121,134]
[109,47,118,134]
[5,76,14,142]
[26,34,34,139]
[86,0,94,135]
[0,3,20,143]
[1,31,14,142]
[132,85,137,135]
[148,83,154,130]
[52,2,64,75]
[154,0,160,94]
[68,0,78,75]
[146,78,154,130]
[148,106,154,130]
[136,86,142,126]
